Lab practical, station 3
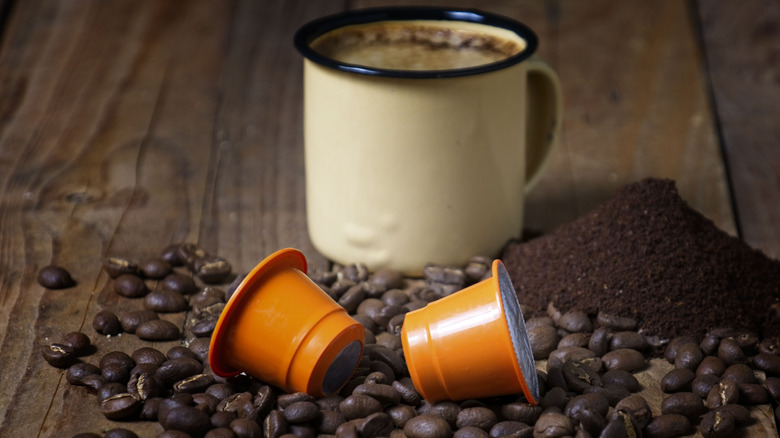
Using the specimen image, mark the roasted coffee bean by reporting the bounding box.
[489,421,531,438]
[380,288,409,307]
[565,392,610,419]
[211,410,237,428]
[463,256,491,282]
[454,407,497,431]
[455,426,489,438]
[96,350,133,370]
[353,383,400,405]
[312,409,345,434]
[104,428,139,438]
[144,290,189,313]
[660,368,695,393]
[207,383,238,401]
[534,411,574,437]
[101,393,141,420]
[102,362,131,383]
[596,312,637,331]
[387,313,405,335]
[119,310,159,333]
[661,392,706,419]
[203,428,235,438]
[562,359,602,392]
[373,304,405,328]
[700,334,721,355]
[393,377,422,406]
[758,337,780,355]
[419,401,461,428]
[717,338,747,365]
[174,373,215,394]
[162,272,199,295]
[614,394,652,429]
[160,244,185,266]
[339,394,383,420]
[132,347,167,367]
[644,413,691,438]
[230,417,262,437]
[218,392,257,421]
[176,243,207,268]
[752,352,780,374]
[139,396,162,420]
[158,431,193,438]
[765,376,780,401]
[38,265,76,288]
[674,342,705,370]
[386,405,417,429]
[191,286,225,307]
[81,373,109,392]
[338,284,366,314]
[104,257,139,278]
[66,362,101,385]
[715,403,751,424]
[664,336,697,363]
[424,264,466,286]
[529,324,560,360]
[156,357,203,385]
[197,256,233,284]
[288,424,316,438]
[705,378,739,408]
[369,268,404,290]
[558,332,590,349]
[98,382,128,403]
[136,318,181,341]
[113,274,149,298]
[721,363,757,384]
[699,409,735,438]
[731,331,759,351]
[583,383,631,406]
[696,355,726,377]
[499,402,542,425]
[60,331,91,355]
[545,367,567,391]
[93,310,122,336]
[602,348,645,372]
[541,386,568,410]
[139,257,172,279]
[42,343,77,368]
[547,347,596,371]
[282,401,320,423]
[404,414,452,438]
[168,345,198,360]
[369,359,397,382]
[558,310,592,333]
[369,346,407,377]
[160,405,212,436]
[609,331,648,351]
[738,382,770,404]
[600,369,641,392]
[359,412,394,437]
[692,373,720,398]
[588,327,610,357]
[127,371,161,400]
[263,410,287,438]
[225,274,245,302]
[277,392,314,409]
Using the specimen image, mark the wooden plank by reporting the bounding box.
[355,0,737,237]
[696,0,780,259]
[0,0,340,435]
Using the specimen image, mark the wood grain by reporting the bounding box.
[696,0,780,259]
[0,0,776,436]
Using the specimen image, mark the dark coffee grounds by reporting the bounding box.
[502,178,780,340]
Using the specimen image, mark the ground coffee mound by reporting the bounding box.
[502,178,780,340]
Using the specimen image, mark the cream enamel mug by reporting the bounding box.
[294,7,562,275]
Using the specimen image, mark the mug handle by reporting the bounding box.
[524,55,563,193]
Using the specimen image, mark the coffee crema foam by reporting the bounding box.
[310,21,526,71]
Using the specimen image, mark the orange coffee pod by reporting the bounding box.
[401,259,539,404]
[209,248,364,397]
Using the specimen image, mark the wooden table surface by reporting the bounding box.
[0,0,778,436]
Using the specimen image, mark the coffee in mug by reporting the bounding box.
[295,8,562,275]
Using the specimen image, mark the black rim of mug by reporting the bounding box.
[293,6,539,79]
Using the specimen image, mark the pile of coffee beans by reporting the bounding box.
[43,243,780,437]
[502,178,780,340]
